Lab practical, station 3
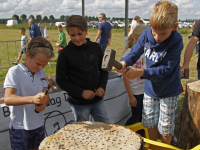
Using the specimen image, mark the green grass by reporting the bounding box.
[0,25,197,139]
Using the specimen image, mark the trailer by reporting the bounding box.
[6,20,18,27]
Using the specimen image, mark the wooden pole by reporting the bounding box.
[177,80,200,149]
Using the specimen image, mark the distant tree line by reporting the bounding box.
[1,14,135,24]
[0,14,198,24]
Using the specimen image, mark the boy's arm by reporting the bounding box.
[123,67,144,79]
[4,88,34,105]
[57,41,62,47]
[4,88,47,106]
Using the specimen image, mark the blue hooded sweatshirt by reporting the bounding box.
[121,27,183,98]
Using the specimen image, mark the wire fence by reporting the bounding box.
[0,40,58,69]
[0,40,22,69]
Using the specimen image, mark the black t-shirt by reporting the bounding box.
[192,20,200,68]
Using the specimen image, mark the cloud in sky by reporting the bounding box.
[0,0,199,20]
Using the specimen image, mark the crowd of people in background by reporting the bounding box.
[3,0,200,149]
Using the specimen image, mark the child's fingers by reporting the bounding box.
[114,67,127,74]
[35,104,46,112]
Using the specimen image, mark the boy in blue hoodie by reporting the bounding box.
[116,0,183,145]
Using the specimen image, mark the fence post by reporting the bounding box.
[15,41,18,59]
[6,42,10,67]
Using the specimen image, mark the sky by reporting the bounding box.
[0,0,200,20]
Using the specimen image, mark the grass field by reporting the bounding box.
[0,24,198,139]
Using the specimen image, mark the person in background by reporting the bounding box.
[181,19,200,79]
[187,20,199,57]
[115,0,183,146]
[38,20,44,37]
[128,15,140,36]
[12,28,28,65]
[133,19,144,30]
[4,37,54,150]
[28,19,41,40]
[44,26,49,40]
[56,24,67,54]
[123,25,148,137]
[94,13,112,53]
[56,15,109,123]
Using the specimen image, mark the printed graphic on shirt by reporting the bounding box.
[144,43,167,63]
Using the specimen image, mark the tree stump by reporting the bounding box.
[177,80,200,149]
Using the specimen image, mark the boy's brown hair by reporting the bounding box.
[150,0,178,30]
[57,24,63,29]
[27,37,54,59]
[20,28,26,32]
[66,15,88,33]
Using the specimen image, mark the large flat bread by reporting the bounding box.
[39,121,142,150]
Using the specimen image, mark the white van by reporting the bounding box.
[55,22,66,27]
[6,20,18,27]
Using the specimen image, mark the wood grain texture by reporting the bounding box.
[177,80,200,149]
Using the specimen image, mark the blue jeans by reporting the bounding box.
[125,94,144,137]
[99,44,108,53]
[9,126,45,150]
[69,98,109,123]
[197,68,200,79]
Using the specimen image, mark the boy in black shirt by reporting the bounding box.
[56,15,109,123]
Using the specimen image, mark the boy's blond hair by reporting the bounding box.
[124,25,148,52]
[150,0,178,30]
[58,24,63,29]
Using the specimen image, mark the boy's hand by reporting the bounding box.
[95,87,105,97]
[129,95,137,107]
[82,90,95,100]
[123,66,144,79]
[33,93,49,105]
[114,61,127,73]
[35,104,46,112]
